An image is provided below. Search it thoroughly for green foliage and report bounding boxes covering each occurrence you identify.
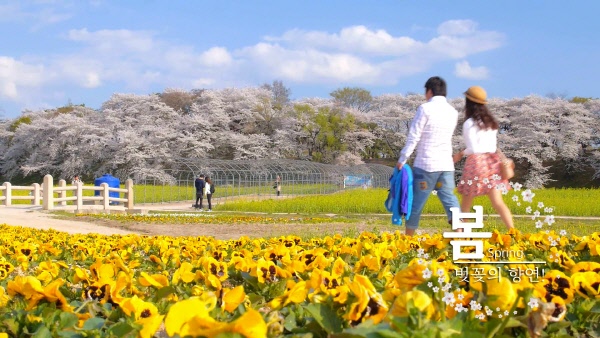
[8,115,32,132]
[330,87,373,113]
[569,96,596,103]
[292,104,358,163]
[0,302,139,337]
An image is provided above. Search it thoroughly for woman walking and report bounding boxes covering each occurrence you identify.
[453,86,514,230]
[204,177,213,211]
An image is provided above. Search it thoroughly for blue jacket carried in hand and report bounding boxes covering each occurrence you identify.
[384,164,413,225]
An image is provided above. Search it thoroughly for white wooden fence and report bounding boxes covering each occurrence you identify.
[0,175,134,211]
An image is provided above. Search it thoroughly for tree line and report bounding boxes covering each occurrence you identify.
[0,83,599,188]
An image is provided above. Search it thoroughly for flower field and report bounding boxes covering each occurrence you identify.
[2,183,600,337]
[0,221,599,337]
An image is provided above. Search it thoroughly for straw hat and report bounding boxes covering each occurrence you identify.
[464,86,488,104]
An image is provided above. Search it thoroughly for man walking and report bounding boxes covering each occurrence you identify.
[194,174,206,210]
[397,76,460,236]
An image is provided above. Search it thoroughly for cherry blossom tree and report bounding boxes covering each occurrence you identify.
[0,87,598,188]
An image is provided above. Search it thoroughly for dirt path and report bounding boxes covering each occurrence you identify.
[0,206,135,235]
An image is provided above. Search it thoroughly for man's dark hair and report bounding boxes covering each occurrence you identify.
[424,76,447,97]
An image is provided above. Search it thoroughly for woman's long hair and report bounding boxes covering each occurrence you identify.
[465,98,499,130]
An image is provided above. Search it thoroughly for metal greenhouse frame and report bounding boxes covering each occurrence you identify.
[134,159,393,204]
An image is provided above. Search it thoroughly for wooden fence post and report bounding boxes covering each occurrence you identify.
[125,179,134,210]
[76,181,83,211]
[101,183,110,210]
[58,179,67,206]
[42,175,54,210]
[32,183,40,205]
[3,182,11,206]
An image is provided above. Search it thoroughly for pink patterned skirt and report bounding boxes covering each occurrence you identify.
[457,153,510,197]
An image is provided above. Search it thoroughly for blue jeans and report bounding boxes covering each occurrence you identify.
[406,167,460,230]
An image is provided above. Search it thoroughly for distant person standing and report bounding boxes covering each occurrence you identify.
[396,76,461,236]
[194,174,206,210]
[71,175,82,185]
[275,175,281,197]
[204,177,213,212]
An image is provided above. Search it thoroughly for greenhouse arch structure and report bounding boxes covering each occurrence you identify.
[134,158,394,204]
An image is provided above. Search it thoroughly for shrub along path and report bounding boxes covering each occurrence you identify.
[2,204,600,239]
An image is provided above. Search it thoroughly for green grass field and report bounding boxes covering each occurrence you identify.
[214,187,600,217]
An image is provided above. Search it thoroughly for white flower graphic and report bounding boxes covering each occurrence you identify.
[521,189,535,203]
[528,298,539,309]
[442,292,456,305]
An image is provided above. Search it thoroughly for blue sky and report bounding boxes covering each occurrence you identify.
[1,0,599,118]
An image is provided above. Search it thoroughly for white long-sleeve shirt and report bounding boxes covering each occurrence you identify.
[462,117,497,155]
[398,96,459,172]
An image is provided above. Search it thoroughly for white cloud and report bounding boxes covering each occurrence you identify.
[454,60,489,80]
[0,56,46,100]
[199,47,233,67]
[0,20,505,112]
[83,72,101,88]
[192,78,215,87]
[248,22,503,84]
[437,20,478,36]
[239,43,380,83]
[0,2,71,28]
[67,28,155,54]
[269,25,421,56]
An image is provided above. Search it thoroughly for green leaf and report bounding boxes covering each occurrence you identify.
[502,317,527,329]
[155,286,176,301]
[214,333,245,338]
[331,321,395,338]
[330,334,365,338]
[108,322,136,336]
[268,279,288,299]
[57,332,85,338]
[436,320,463,338]
[460,333,489,338]
[374,330,408,338]
[241,272,260,291]
[590,301,600,314]
[32,326,53,338]
[82,317,105,331]
[59,312,79,329]
[284,311,297,332]
[305,303,344,334]
[246,293,265,304]
[546,320,571,333]
[2,318,20,335]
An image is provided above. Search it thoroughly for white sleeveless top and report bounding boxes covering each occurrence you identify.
[205,183,211,194]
